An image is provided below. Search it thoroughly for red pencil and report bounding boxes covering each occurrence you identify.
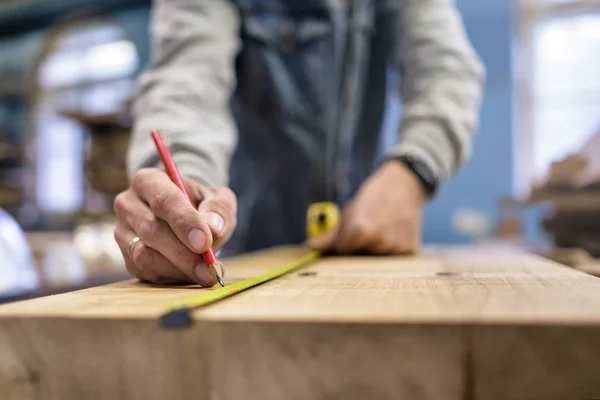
[150,129,225,287]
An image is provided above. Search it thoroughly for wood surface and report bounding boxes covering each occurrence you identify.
[2,245,600,399]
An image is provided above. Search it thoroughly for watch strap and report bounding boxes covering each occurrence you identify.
[388,153,439,198]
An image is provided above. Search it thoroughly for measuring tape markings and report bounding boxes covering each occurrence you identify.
[160,202,339,329]
[160,250,322,328]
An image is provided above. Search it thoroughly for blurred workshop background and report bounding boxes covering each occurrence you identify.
[0,0,599,300]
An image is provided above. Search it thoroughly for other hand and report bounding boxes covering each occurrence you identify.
[307,161,426,254]
[113,168,237,286]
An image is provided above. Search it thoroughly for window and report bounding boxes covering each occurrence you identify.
[515,1,600,196]
[532,14,600,180]
[32,19,138,217]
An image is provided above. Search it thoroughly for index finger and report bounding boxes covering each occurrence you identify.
[131,168,213,254]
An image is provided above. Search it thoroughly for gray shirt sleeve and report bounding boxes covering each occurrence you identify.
[388,0,486,181]
[127,0,241,187]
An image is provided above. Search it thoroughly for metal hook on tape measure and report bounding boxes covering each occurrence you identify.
[306,202,340,240]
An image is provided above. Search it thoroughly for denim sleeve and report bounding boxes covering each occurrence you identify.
[388,0,486,181]
[127,0,241,187]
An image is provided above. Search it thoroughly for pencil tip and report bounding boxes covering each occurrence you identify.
[208,262,225,287]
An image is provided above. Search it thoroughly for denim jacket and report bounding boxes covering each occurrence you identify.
[128,0,485,255]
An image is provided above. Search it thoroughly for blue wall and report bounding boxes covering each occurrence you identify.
[423,0,514,243]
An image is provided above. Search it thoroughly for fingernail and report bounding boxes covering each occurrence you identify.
[195,263,214,286]
[204,212,225,235]
[188,229,206,252]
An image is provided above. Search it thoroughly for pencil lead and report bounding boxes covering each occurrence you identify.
[208,262,225,287]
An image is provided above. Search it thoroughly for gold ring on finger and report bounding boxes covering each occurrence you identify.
[128,236,141,260]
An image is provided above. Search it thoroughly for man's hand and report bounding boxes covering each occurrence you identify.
[307,161,427,254]
[113,168,237,286]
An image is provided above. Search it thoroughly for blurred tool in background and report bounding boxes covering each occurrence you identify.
[0,207,39,300]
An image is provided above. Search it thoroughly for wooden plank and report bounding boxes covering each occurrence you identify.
[1,245,600,399]
[0,319,210,399]
[210,323,464,400]
[473,326,600,399]
[0,246,312,319]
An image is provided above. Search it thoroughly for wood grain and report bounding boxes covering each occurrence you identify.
[473,326,600,399]
[1,245,600,400]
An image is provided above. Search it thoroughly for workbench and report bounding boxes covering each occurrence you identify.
[1,245,600,400]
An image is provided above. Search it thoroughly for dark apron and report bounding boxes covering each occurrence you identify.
[221,0,398,256]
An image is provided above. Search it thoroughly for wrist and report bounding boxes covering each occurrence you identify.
[384,154,439,199]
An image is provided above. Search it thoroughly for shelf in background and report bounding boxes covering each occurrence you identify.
[0,0,151,37]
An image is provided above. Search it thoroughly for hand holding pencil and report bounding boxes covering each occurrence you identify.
[113,131,237,286]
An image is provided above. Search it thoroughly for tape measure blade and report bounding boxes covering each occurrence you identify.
[160,251,321,328]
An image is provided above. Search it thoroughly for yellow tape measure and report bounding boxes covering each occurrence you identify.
[306,201,340,239]
[160,202,340,328]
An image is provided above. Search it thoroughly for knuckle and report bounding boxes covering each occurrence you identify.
[132,168,152,191]
[217,186,237,202]
[211,187,237,210]
[351,219,376,239]
[136,216,160,243]
[172,208,196,232]
[113,225,128,247]
[183,177,206,196]
[113,192,129,216]
[149,189,173,216]
[224,196,238,215]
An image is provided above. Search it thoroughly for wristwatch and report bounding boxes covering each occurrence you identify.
[388,153,439,198]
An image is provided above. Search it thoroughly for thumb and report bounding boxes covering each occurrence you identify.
[202,211,226,236]
[196,186,237,248]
